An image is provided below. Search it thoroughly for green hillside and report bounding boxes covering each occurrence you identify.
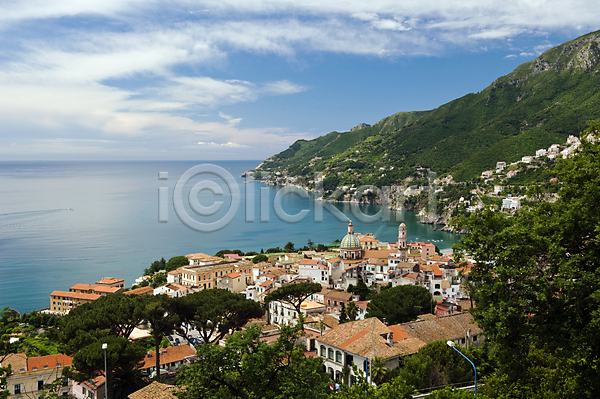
[259,30,600,183]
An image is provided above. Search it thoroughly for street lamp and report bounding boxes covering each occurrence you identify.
[102,343,107,399]
[447,340,477,395]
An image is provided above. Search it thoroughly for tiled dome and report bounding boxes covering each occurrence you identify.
[340,234,361,249]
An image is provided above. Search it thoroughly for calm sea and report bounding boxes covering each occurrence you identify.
[0,161,463,313]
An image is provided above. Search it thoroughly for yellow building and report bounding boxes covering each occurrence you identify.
[1,354,73,398]
[181,261,253,289]
[49,291,100,315]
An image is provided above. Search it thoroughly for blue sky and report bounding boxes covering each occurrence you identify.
[0,1,598,161]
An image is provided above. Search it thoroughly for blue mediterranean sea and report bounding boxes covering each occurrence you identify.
[0,161,463,313]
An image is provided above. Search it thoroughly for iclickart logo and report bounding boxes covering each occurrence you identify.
[158,164,438,233]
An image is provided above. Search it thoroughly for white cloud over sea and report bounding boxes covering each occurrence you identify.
[0,0,598,159]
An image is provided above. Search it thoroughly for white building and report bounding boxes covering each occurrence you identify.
[502,197,521,210]
[316,318,403,385]
[536,149,547,157]
[268,299,325,326]
[521,156,534,163]
[298,259,329,284]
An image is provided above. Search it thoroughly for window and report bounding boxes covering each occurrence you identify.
[38,380,44,390]
[320,345,326,357]
[336,351,342,363]
[328,348,334,360]
[473,335,478,342]
[14,384,21,394]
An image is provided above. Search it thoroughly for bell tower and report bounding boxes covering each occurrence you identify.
[397,223,407,261]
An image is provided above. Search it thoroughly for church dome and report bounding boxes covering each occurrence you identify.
[340,234,361,249]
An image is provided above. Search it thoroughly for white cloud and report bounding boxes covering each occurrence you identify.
[197,141,250,148]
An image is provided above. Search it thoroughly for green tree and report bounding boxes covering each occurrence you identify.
[265,282,323,315]
[339,302,349,323]
[175,290,264,344]
[140,295,180,379]
[58,294,146,399]
[347,277,373,301]
[214,249,244,258]
[144,257,166,275]
[334,368,413,399]
[366,285,433,325]
[252,254,269,264]
[284,242,296,252]
[453,124,600,397]
[394,341,475,391]
[166,255,190,271]
[150,272,167,288]
[346,301,359,322]
[370,357,389,386]
[177,324,330,399]
[427,387,486,398]
[64,336,145,399]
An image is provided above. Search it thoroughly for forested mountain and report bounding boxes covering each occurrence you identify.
[258,30,600,183]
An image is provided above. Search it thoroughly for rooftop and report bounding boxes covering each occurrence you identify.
[95,277,124,285]
[50,291,101,301]
[140,345,196,370]
[128,381,178,399]
[319,317,401,360]
[28,354,73,371]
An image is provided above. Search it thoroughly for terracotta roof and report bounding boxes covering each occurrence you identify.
[395,261,419,269]
[299,259,322,265]
[82,375,105,391]
[124,286,154,296]
[367,258,388,266]
[167,269,183,275]
[260,281,273,287]
[50,291,101,301]
[0,353,27,373]
[95,277,124,285]
[393,337,427,355]
[69,284,121,294]
[225,272,241,279]
[323,290,356,302]
[322,314,340,329]
[354,301,369,310]
[388,325,410,341]
[28,354,73,371]
[400,313,482,344]
[362,249,394,259]
[128,381,179,399]
[261,267,287,276]
[185,253,223,262]
[319,318,401,360]
[430,264,443,277]
[140,345,196,370]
